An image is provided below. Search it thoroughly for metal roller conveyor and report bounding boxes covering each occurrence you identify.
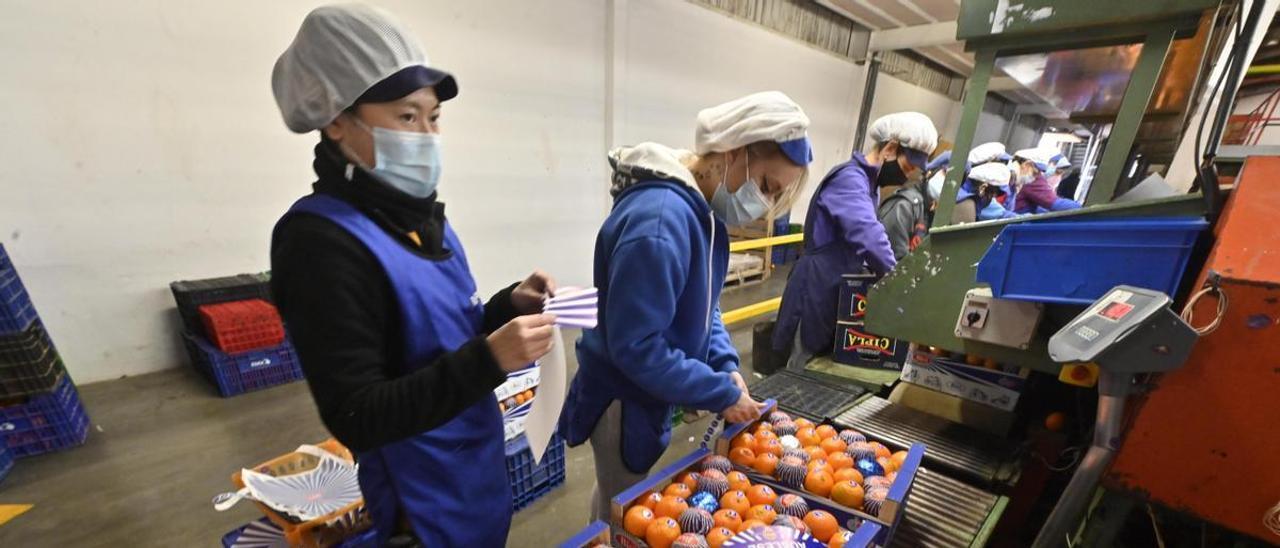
[891,467,1005,547]
[834,398,1016,486]
[747,370,867,422]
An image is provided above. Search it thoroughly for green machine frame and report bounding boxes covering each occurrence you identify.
[865,0,1221,375]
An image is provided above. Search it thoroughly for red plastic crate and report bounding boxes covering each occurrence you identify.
[198,299,285,354]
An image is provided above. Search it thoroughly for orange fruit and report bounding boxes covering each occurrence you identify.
[964,354,984,366]
[738,519,768,533]
[804,469,835,497]
[829,529,854,548]
[639,491,664,510]
[751,452,779,476]
[515,393,527,404]
[729,447,756,468]
[754,422,774,434]
[820,437,848,455]
[720,490,752,516]
[645,517,681,548]
[815,425,838,441]
[707,526,736,548]
[890,451,908,472]
[755,429,779,444]
[804,446,827,462]
[1045,412,1066,432]
[726,470,751,492]
[804,510,839,542]
[732,432,756,451]
[624,505,656,536]
[654,495,688,520]
[806,458,834,476]
[677,472,699,491]
[833,468,864,485]
[794,418,814,431]
[870,442,891,460]
[747,504,777,524]
[755,438,783,458]
[713,508,743,531]
[796,427,821,448]
[746,484,778,507]
[664,482,692,499]
[877,456,893,473]
[830,480,865,509]
[827,451,854,471]
[522,389,534,400]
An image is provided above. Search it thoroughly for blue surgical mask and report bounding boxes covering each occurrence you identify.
[710,149,771,226]
[350,117,442,198]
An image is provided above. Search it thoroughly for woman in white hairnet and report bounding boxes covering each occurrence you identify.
[269,5,558,546]
[559,91,814,522]
[1012,147,1082,214]
[774,112,937,370]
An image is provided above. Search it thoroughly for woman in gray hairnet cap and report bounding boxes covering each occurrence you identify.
[559,91,815,523]
[774,112,937,370]
[268,5,556,546]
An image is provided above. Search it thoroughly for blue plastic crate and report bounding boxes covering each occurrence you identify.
[0,435,12,485]
[976,217,1209,305]
[505,431,566,511]
[0,373,90,457]
[0,258,38,336]
[182,332,303,397]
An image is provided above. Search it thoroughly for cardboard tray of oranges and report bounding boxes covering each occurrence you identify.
[230,438,372,547]
[607,400,924,548]
[560,520,612,548]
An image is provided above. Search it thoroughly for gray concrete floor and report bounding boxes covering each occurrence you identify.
[0,266,792,547]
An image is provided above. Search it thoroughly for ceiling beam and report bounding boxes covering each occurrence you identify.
[988,76,1022,91]
[868,20,958,52]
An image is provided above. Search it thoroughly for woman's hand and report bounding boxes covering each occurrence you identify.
[722,391,767,424]
[512,270,557,315]
[486,314,558,372]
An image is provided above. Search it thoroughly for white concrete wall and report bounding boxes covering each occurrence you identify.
[0,0,968,383]
[0,0,605,383]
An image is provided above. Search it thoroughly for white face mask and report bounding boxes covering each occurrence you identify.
[350,116,442,198]
[709,148,771,226]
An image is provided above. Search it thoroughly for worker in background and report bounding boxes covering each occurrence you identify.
[1012,147,1082,214]
[951,142,1017,223]
[923,150,952,203]
[1054,156,1081,200]
[269,6,557,546]
[953,162,1017,223]
[560,92,813,523]
[774,112,937,370]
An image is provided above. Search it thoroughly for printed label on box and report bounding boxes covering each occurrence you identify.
[495,366,540,401]
[833,322,908,370]
[899,352,1026,411]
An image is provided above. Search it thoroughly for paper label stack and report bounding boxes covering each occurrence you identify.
[0,244,91,465]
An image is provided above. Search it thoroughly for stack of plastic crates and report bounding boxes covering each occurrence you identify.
[506,431,566,511]
[0,244,90,459]
[171,274,303,397]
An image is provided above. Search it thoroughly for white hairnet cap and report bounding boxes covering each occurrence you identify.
[968,142,1008,165]
[1013,147,1060,172]
[695,91,813,166]
[968,162,1012,186]
[272,4,456,133]
[1056,156,1073,169]
[868,112,939,164]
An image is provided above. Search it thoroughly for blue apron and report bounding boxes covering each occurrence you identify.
[773,162,874,356]
[277,194,511,547]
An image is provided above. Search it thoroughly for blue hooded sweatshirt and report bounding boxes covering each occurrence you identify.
[559,143,742,473]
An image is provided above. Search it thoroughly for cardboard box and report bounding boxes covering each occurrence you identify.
[836,273,875,323]
[898,348,1029,412]
[832,321,910,371]
[558,521,610,548]
[495,366,539,401]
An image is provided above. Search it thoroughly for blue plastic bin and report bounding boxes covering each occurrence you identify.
[181,332,303,397]
[0,434,12,485]
[505,431,566,511]
[976,217,1208,305]
[0,373,90,457]
[0,246,38,336]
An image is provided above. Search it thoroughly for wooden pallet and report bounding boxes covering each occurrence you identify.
[723,266,767,288]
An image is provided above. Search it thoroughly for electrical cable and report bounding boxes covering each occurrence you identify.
[1181,278,1229,335]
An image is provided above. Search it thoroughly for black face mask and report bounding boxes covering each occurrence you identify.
[877,157,909,188]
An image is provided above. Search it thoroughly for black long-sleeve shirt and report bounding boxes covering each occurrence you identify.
[271,141,521,453]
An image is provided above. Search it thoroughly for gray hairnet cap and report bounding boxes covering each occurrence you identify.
[272,4,457,133]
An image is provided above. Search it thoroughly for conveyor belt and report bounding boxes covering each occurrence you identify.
[891,467,1004,548]
[834,397,1016,486]
[748,370,866,422]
